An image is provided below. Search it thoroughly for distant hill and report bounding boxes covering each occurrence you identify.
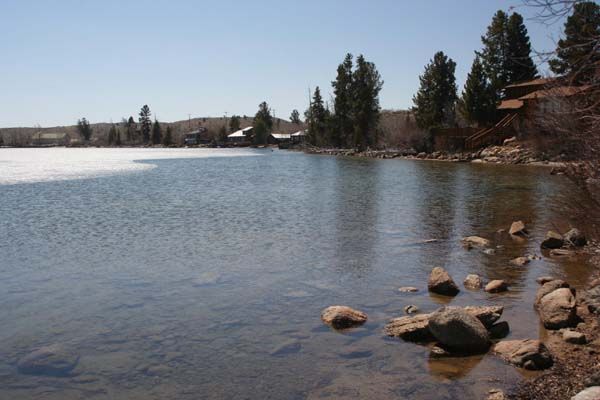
[0,110,422,148]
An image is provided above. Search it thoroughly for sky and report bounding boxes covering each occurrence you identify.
[0,0,568,128]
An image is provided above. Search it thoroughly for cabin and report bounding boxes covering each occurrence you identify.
[291,130,307,144]
[433,76,592,151]
[184,128,209,145]
[228,127,253,144]
[268,133,291,144]
[31,132,71,146]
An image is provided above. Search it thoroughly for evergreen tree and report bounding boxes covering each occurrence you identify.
[76,117,93,141]
[290,109,301,124]
[254,101,273,133]
[332,53,355,147]
[229,115,241,132]
[218,125,228,143]
[412,51,458,130]
[151,119,162,145]
[350,55,383,149]
[115,127,121,146]
[124,116,135,142]
[479,10,510,98]
[108,124,117,146]
[305,87,329,146]
[506,12,538,83]
[460,56,496,126]
[549,1,600,82]
[162,126,173,146]
[138,105,152,144]
[253,120,268,145]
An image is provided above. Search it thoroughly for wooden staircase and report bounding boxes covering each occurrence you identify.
[464,113,518,150]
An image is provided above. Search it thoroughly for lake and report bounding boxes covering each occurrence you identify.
[0,148,594,399]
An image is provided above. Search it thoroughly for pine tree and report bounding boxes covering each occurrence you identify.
[108,124,117,146]
[151,120,162,145]
[290,109,301,124]
[506,12,538,83]
[252,120,268,145]
[77,117,93,141]
[479,10,510,99]
[350,55,383,149]
[139,105,152,144]
[229,115,241,132]
[549,1,600,82]
[254,101,273,134]
[412,51,458,130]
[461,56,496,126]
[115,127,121,146]
[332,53,355,147]
[162,126,173,146]
[305,87,329,146]
[125,116,135,142]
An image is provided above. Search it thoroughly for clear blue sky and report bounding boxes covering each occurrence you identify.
[0,0,565,127]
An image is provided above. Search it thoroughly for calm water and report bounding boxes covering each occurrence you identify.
[0,148,595,399]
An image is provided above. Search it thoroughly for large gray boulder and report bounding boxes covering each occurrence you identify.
[538,287,577,329]
[428,307,490,353]
[428,267,460,296]
[493,339,553,370]
[535,279,570,307]
[17,344,79,377]
[321,306,367,329]
[384,314,433,342]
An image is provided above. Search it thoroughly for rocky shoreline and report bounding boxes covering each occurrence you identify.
[299,138,569,170]
[319,223,600,400]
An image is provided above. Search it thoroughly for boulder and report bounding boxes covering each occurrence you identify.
[538,288,577,329]
[541,231,564,249]
[485,280,509,293]
[535,280,570,306]
[493,339,553,370]
[17,344,79,377]
[583,285,600,314]
[428,267,460,296]
[463,274,482,290]
[510,257,530,267]
[428,307,490,353]
[384,314,433,342]
[489,321,510,339]
[509,221,527,236]
[398,286,419,293]
[321,306,367,329]
[487,389,507,400]
[462,236,491,247]
[463,305,504,328]
[550,248,575,257]
[572,387,600,400]
[563,330,586,344]
[564,228,587,247]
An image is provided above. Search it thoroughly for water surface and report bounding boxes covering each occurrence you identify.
[0,148,594,399]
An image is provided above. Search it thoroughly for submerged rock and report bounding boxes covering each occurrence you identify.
[541,231,564,249]
[510,257,530,267]
[270,339,302,356]
[538,288,577,329]
[398,286,419,293]
[404,305,419,314]
[462,236,491,247]
[493,339,553,370]
[321,306,367,329]
[428,267,460,296]
[536,276,556,285]
[384,314,433,342]
[463,274,482,290]
[509,221,527,236]
[17,344,79,377]
[428,307,490,353]
[564,228,587,247]
[485,280,509,293]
